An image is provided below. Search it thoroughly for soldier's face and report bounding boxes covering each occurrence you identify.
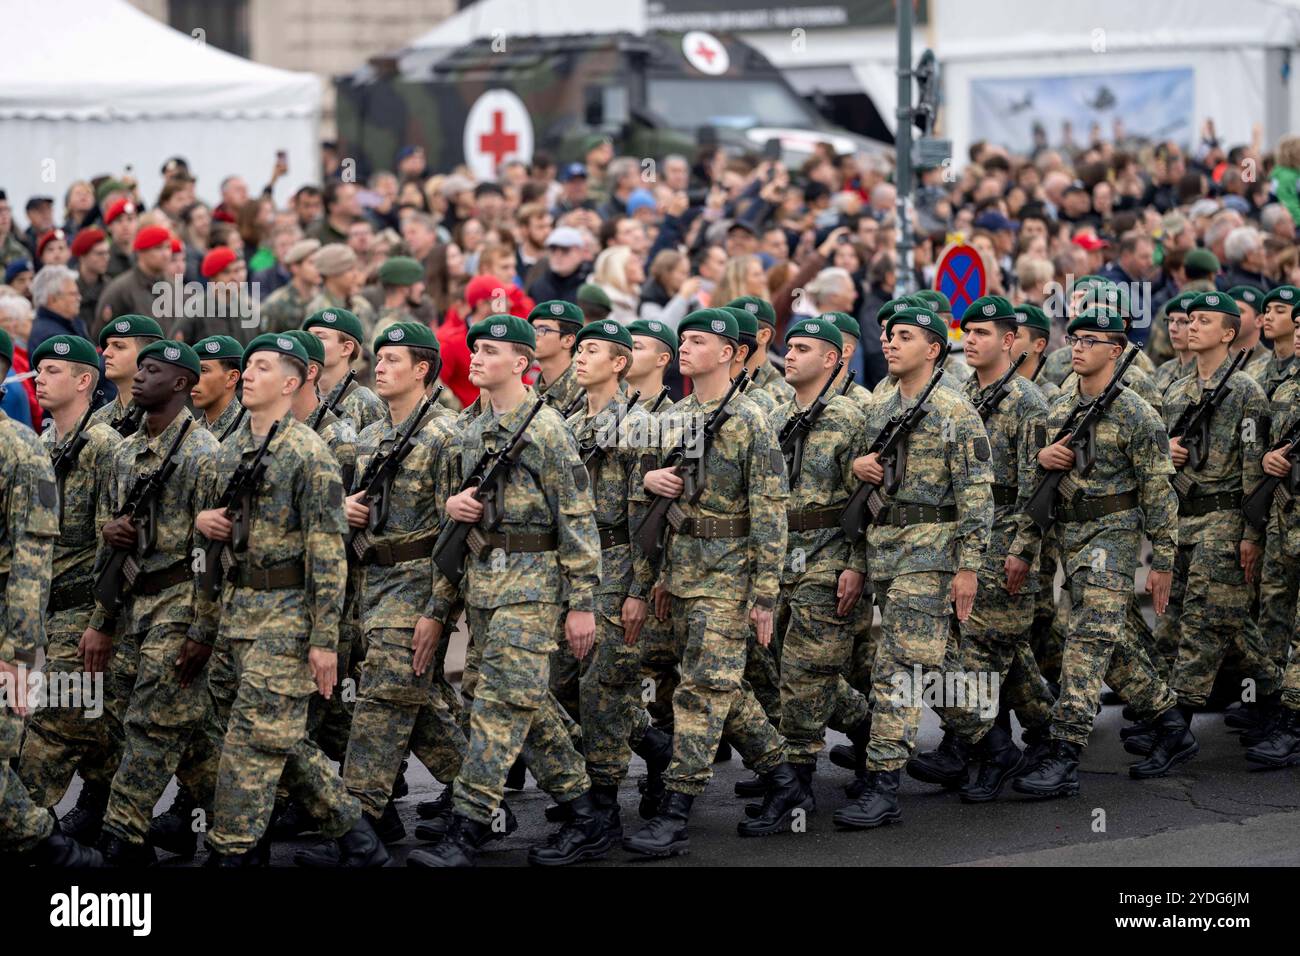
[241,353,297,410]
[629,336,666,382]
[373,346,426,400]
[35,359,84,412]
[678,331,730,378]
[574,340,621,389]
[1167,314,1190,351]
[132,358,188,408]
[1263,302,1294,342]
[193,361,235,410]
[310,328,345,368]
[1070,335,1119,376]
[469,341,526,389]
[532,320,565,361]
[961,322,1011,370]
[1186,311,1234,352]
[1011,327,1038,365]
[783,338,835,388]
[885,328,940,377]
[102,337,141,384]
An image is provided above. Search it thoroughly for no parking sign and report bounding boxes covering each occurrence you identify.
[934,243,987,342]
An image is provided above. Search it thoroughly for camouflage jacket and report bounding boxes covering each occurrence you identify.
[871,367,964,399]
[862,381,993,580]
[430,390,601,617]
[1154,356,1195,397]
[0,417,59,663]
[308,405,362,645]
[1011,380,1178,578]
[203,397,245,442]
[1040,346,1075,387]
[1162,354,1268,546]
[262,282,316,334]
[1266,372,1300,555]
[1249,349,1295,400]
[1242,342,1272,384]
[654,391,788,606]
[536,361,584,416]
[353,401,457,631]
[1063,363,1164,416]
[87,397,141,435]
[840,378,875,414]
[751,359,794,409]
[205,412,347,649]
[88,408,222,643]
[322,375,387,435]
[963,372,1047,587]
[767,394,867,591]
[565,391,654,599]
[1031,374,1061,406]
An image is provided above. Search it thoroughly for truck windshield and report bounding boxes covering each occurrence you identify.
[647,78,813,129]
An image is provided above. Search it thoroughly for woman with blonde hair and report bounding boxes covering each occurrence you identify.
[592,244,644,323]
[713,253,768,308]
[639,248,701,331]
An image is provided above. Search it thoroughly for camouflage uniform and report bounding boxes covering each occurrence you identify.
[1061,365,1164,415]
[1040,347,1075,387]
[1011,382,1179,746]
[1242,342,1272,384]
[748,360,795,416]
[341,401,467,819]
[635,397,680,732]
[1250,350,1295,401]
[861,383,993,770]
[90,410,222,847]
[322,374,387,435]
[1154,357,1196,397]
[768,394,871,763]
[17,422,122,807]
[87,397,139,434]
[871,368,964,399]
[261,283,315,335]
[535,361,584,416]
[651,391,790,794]
[1255,371,1300,703]
[203,413,363,853]
[427,392,598,825]
[0,417,60,851]
[203,397,245,442]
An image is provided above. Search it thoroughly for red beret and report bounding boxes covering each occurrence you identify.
[466,274,506,308]
[36,228,67,260]
[104,199,136,225]
[170,235,183,254]
[201,246,238,278]
[133,224,171,252]
[69,227,106,258]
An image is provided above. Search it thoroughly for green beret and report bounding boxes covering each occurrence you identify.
[529,299,584,329]
[468,314,536,351]
[32,334,100,369]
[626,318,677,358]
[285,329,325,366]
[785,316,843,351]
[885,306,946,340]
[1066,307,1127,336]
[374,321,439,354]
[1184,248,1220,276]
[194,335,244,363]
[1166,292,1198,315]
[0,328,11,366]
[378,256,424,286]
[575,320,634,350]
[876,296,916,325]
[1013,303,1051,333]
[960,294,1016,328]
[242,332,310,373]
[1077,280,1129,313]
[722,306,758,339]
[138,340,201,378]
[820,311,861,341]
[914,289,952,314]
[576,284,612,310]
[678,308,739,344]
[99,314,163,347]
[725,296,776,328]
[1186,291,1239,317]
[303,307,364,344]
[1228,285,1266,309]
[1262,285,1300,309]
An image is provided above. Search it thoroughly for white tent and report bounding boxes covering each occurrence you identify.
[0,0,321,220]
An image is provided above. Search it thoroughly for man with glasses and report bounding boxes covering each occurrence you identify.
[527,300,585,413]
[525,226,590,306]
[1152,293,1198,396]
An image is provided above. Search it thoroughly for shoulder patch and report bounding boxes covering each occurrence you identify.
[38,478,58,509]
[328,479,344,508]
[973,436,991,462]
[572,464,589,492]
[1156,431,1170,455]
[1033,424,1047,449]
[770,447,785,473]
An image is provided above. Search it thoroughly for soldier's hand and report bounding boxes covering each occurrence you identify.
[1147,569,1172,615]
[621,597,647,646]
[565,610,596,660]
[750,605,775,647]
[852,453,884,484]
[836,569,865,616]
[0,659,30,716]
[1168,436,1189,468]
[1262,446,1293,478]
[1004,555,1030,595]
[174,639,212,688]
[309,647,338,699]
[196,508,233,542]
[1037,437,1075,471]
[78,628,113,675]
[652,583,670,620]
[1240,539,1262,583]
[951,570,978,621]
[445,489,484,523]
[102,515,137,549]
[412,616,444,676]
[345,492,371,529]
[644,468,684,499]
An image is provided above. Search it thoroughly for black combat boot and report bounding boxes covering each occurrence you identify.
[98,833,157,868]
[1224,700,1264,731]
[733,773,768,797]
[292,837,340,867]
[1122,724,1156,757]
[1129,706,1198,779]
[713,740,733,763]
[905,730,972,789]
[415,786,453,821]
[1020,724,1053,768]
[1244,708,1300,769]
[26,824,104,868]
[744,762,817,818]
[147,785,201,858]
[590,783,623,840]
[415,799,516,844]
[527,791,614,866]
[831,769,901,830]
[406,815,488,868]
[336,815,390,867]
[375,799,405,843]
[959,725,1024,804]
[1012,739,1081,798]
[1239,698,1285,746]
[392,759,409,800]
[631,725,672,820]
[267,797,315,840]
[504,756,527,791]
[623,791,693,858]
[59,780,110,847]
[544,800,573,823]
[736,763,813,837]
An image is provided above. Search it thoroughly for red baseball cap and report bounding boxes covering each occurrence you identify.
[36,228,66,259]
[104,198,137,225]
[466,274,507,309]
[201,246,239,278]
[69,227,107,258]
[1072,234,1109,252]
[133,224,172,252]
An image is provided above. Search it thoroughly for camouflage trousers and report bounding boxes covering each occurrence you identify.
[1032,538,1062,682]
[306,628,361,764]
[453,602,590,826]
[0,708,55,852]
[101,623,211,845]
[18,622,131,807]
[549,593,648,787]
[1167,541,1270,709]
[208,635,362,854]
[638,609,679,732]
[938,578,1054,745]
[1281,597,1300,710]
[341,627,466,818]
[1252,529,1297,699]
[743,623,783,727]
[1051,571,1177,746]
[663,595,786,796]
[778,583,866,764]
